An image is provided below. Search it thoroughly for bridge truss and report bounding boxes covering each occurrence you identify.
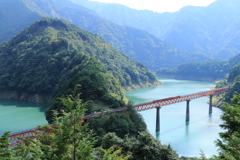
[8,87,228,146]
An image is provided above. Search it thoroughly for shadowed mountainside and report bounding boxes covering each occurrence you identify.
[0,0,211,70]
[73,0,240,60]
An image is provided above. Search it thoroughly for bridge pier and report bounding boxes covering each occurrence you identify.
[156,107,160,132]
[209,95,213,115]
[186,100,190,122]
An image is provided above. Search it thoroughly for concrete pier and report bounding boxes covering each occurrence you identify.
[209,95,213,114]
[156,107,160,132]
[186,100,190,122]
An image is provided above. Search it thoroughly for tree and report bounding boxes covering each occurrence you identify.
[101,131,178,160]
[88,103,147,146]
[14,86,96,159]
[215,92,240,159]
[99,147,131,160]
[0,131,17,160]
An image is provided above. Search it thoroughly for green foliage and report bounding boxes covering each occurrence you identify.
[156,62,229,82]
[44,55,127,123]
[0,17,158,101]
[227,64,240,83]
[215,63,240,103]
[13,91,97,160]
[0,131,17,160]
[100,147,131,160]
[228,54,240,68]
[224,82,240,103]
[88,104,146,146]
[101,131,179,160]
[215,80,228,89]
[214,92,240,160]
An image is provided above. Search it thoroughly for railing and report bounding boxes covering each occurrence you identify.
[8,87,228,146]
[134,87,228,112]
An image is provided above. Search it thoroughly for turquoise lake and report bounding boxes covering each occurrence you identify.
[0,99,49,135]
[0,78,223,157]
[125,78,223,157]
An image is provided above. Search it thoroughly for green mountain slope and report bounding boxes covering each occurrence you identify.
[73,0,240,60]
[156,62,230,82]
[0,18,159,104]
[0,0,41,43]
[215,54,240,103]
[0,0,210,71]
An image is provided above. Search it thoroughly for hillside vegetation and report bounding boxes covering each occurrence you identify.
[0,18,159,105]
[156,62,230,82]
[216,64,240,103]
[194,54,240,104]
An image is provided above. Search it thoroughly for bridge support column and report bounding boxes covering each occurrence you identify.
[209,95,213,115]
[156,107,160,132]
[186,100,190,122]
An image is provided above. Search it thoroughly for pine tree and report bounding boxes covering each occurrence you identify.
[14,85,96,159]
[0,131,17,160]
[215,92,240,159]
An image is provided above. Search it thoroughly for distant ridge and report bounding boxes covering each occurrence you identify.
[0,0,210,70]
[73,0,240,60]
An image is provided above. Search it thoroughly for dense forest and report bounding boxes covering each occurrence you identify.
[193,54,240,104]
[156,53,240,82]
[215,63,240,103]
[0,18,159,99]
[156,62,230,82]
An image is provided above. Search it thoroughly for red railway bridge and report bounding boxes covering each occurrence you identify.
[8,87,228,147]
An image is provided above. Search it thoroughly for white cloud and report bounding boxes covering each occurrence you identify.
[91,0,217,13]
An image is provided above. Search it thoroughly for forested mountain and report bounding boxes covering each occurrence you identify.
[0,18,159,105]
[216,60,240,103]
[198,54,240,104]
[156,62,230,82]
[0,0,211,70]
[73,0,240,60]
[156,53,240,82]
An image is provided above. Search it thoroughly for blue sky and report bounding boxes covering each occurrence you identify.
[90,0,217,13]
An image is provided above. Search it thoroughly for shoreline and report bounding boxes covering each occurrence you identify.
[0,80,162,104]
[156,74,222,83]
[0,90,53,104]
[124,80,162,91]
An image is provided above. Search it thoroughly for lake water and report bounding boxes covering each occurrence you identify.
[125,78,223,157]
[0,78,223,157]
[0,99,49,136]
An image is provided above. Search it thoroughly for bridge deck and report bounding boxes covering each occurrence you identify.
[8,87,228,146]
[134,87,228,112]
